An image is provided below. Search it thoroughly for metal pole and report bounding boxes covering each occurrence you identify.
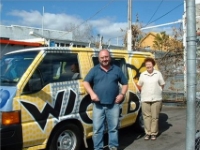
[183,0,187,101]
[127,0,132,51]
[42,6,44,36]
[186,0,197,149]
[128,0,132,29]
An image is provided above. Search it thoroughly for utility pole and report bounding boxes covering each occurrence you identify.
[127,0,132,51]
[185,0,197,149]
[183,1,187,102]
[42,6,44,37]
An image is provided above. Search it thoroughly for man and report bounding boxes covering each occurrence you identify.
[83,49,128,150]
[70,63,80,80]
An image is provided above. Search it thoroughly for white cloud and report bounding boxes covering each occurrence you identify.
[89,19,127,42]
[8,10,83,30]
[5,9,182,45]
[9,10,42,26]
[7,9,128,45]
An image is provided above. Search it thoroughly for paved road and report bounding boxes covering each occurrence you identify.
[84,105,186,150]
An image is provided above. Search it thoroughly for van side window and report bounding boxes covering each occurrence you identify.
[23,53,80,93]
[92,57,128,79]
[23,69,42,93]
[37,53,80,85]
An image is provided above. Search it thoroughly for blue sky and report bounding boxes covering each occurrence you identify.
[0,0,199,45]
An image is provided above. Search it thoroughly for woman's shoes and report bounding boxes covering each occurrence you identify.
[144,135,157,140]
[144,134,150,140]
[151,135,157,140]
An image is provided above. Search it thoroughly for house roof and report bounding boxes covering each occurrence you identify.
[0,39,42,47]
[139,32,157,43]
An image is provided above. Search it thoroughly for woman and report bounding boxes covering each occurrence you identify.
[137,57,165,141]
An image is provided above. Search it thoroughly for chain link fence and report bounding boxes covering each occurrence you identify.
[151,47,200,149]
[196,96,200,149]
[154,51,185,104]
[195,49,200,150]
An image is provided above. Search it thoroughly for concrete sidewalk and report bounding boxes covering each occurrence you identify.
[84,105,186,150]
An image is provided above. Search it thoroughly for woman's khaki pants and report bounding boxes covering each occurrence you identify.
[141,101,162,136]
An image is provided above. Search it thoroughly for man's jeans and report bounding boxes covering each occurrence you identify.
[92,103,120,150]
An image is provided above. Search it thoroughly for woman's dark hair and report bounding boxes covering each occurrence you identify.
[144,57,156,66]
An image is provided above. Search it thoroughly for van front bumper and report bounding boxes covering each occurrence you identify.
[0,124,23,150]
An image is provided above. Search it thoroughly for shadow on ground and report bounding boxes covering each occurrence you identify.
[83,112,172,150]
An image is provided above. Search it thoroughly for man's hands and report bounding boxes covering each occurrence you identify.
[90,93,100,102]
[83,81,100,102]
[115,94,124,104]
[91,93,124,103]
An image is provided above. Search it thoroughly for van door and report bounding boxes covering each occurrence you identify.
[19,51,84,148]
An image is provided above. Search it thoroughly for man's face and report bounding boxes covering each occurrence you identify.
[98,50,111,67]
[71,64,78,72]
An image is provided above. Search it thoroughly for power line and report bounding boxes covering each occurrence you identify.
[141,19,182,30]
[144,0,164,28]
[142,2,183,28]
[55,0,115,39]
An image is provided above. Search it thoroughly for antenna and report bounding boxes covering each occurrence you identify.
[42,6,44,36]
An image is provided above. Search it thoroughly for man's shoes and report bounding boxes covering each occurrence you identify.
[144,134,150,140]
[151,135,157,140]
[109,147,117,150]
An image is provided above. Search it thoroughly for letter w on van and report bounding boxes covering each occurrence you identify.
[20,89,76,130]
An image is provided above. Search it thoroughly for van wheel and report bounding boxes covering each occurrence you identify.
[133,110,144,133]
[48,124,82,150]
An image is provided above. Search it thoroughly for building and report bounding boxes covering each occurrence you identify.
[0,24,73,41]
[139,32,183,51]
[0,24,124,56]
[139,32,157,50]
[0,38,42,57]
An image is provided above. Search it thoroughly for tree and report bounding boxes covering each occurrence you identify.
[65,23,94,43]
[131,24,142,50]
[153,31,170,51]
[123,14,143,50]
[155,28,184,87]
[123,24,143,50]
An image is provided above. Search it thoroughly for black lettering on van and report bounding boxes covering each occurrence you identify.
[64,90,76,115]
[79,94,93,124]
[21,90,65,130]
[127,92,140,113]
[126,63,145,80]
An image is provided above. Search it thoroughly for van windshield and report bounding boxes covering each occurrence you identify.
[0,51,38,86]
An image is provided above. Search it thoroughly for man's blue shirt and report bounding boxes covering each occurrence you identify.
[84,64,128,104]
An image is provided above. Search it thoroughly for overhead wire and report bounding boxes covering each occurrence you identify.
[144,0,164,28]
[55,0,115,39]
[142,2,184,28]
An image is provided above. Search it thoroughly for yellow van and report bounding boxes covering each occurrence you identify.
[0,47,155,150]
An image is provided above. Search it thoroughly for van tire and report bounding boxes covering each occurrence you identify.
[48,123,82,150]
[133,110,144,133]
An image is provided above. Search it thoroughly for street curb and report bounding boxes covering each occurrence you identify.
[162,101,186,107]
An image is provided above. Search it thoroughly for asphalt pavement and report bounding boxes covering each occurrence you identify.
[83,104,186,150]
